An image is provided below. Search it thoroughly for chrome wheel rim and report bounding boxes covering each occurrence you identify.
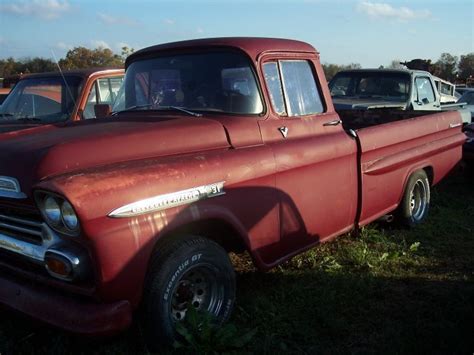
[410,179,427,221]
[170,265,224,322]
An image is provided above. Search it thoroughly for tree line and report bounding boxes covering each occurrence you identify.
[1,46,472,85]
[0,46,134,78]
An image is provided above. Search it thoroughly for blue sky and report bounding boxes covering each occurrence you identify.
[0,0,473,67]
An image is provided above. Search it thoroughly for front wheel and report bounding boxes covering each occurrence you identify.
[398,170,431,227]
[142,235,235,351]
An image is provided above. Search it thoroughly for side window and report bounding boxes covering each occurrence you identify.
[83,83,98,119]
[415,77,436,104]
[263,60,324,117]
[263,62,286,115]
[97,76,124,105]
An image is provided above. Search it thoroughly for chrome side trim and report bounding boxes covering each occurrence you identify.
[449,122,462,128]
[108,181,226,218]
[0,224,62,263]
[0,176,26,199]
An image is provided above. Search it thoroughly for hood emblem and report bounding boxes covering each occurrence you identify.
[0,176,26,199]
[109,181,225,218]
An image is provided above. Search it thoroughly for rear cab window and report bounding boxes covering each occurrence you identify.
[263,59,324,117]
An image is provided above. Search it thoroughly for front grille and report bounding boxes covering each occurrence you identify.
[0,213,43,244]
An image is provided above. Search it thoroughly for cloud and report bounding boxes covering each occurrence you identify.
[357,1,431,21]
[90,40,111,49]
[196,27,204,34]
[97,12,138,26]
[55,41,73,50]
[163,18,175,25]
[0,0,70,20]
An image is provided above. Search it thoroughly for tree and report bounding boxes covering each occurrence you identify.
[121,46,135,61]
[322,62,362,81]
[432,53,458,81]
[457,53,474,81]
[58,46,124,69]
[387,59,404,69]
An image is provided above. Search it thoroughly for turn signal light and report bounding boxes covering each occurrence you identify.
[45,254,73,280]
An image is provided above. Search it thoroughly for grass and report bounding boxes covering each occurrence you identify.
[0,172,473,354]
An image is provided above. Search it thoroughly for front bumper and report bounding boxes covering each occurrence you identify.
[0,272,132,336]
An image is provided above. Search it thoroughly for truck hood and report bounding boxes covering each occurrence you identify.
[0,116,230,199]
[333,97,407,111]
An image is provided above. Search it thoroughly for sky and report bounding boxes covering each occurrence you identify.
[0,0,473,67]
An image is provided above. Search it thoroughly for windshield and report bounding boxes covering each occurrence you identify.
[0,76,83,123]
[329,72,411,101]
[113,51,263,115]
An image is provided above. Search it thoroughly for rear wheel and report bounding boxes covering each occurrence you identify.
[398,170,431,227]
[142,235,235,351]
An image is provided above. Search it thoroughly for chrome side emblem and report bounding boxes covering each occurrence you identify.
[109,181,225,218]
[0,176,26,199]
[278,126,289,138]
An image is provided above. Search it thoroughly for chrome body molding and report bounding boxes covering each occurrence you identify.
[109,181,226,218]
[0,215,61,263]
[0,176,26,199]
[449,122,462,129]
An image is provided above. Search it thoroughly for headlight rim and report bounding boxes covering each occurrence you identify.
[34,190,81,237]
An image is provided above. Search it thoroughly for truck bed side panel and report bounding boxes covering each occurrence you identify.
[357,111,465,226]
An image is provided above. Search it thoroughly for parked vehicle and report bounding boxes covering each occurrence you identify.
[0,37,466,350]
[0,68,124,133]
[463,123,474,175]
[329,69,471,124]
[457,90,474,120]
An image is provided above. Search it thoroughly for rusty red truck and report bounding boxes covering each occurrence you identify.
[0,38,466,349]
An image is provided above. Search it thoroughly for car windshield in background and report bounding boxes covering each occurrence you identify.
[0,76,83,123]
[330,72,411,101]
[113,51,263,115]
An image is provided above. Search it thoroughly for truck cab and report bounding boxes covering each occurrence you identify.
[0,68,124,133]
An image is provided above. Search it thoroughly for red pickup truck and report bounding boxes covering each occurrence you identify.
[0,38,465,349]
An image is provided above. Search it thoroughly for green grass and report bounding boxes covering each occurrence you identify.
[1,172,473,354]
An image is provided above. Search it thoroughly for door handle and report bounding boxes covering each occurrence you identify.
[323,119,342,126]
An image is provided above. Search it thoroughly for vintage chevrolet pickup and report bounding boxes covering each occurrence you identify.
[0,38,466,349]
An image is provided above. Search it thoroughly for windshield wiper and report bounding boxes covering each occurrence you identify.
[113,105,202,117]
[16,117,42,122]
[159,106,202,117]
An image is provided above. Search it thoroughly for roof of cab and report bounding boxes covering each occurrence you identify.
[126,37,318,66]
[21,67,124,80]
[335,68,430,76]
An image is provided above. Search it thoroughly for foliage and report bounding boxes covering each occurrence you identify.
[58,46,124,70]
[457,53,474,81]
[432,52,458,81]
[0,57,57,77]
[322,62,361,81]
[173,305,257,354]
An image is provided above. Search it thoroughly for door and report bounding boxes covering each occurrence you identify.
[258,56,358,261]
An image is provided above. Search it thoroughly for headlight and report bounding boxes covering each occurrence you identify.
[35,192,80,236]
[44,196,61,225]
[61,200,78,230]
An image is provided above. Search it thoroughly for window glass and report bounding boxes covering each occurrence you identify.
[97,76,123,105]
[280,60,324,116]
[83,84,97,119]
[415,77,435,104]
[263,62,286,115]
[113,51,263,115]
[440,82,453,96]
[0,76,82,123]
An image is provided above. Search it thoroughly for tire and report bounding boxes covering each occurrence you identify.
[398,170,431,227]
[142,234,235,351]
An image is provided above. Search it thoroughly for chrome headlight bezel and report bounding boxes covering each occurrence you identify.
[35,191,81,236]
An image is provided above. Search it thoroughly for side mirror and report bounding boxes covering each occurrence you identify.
[94,104,111,118]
